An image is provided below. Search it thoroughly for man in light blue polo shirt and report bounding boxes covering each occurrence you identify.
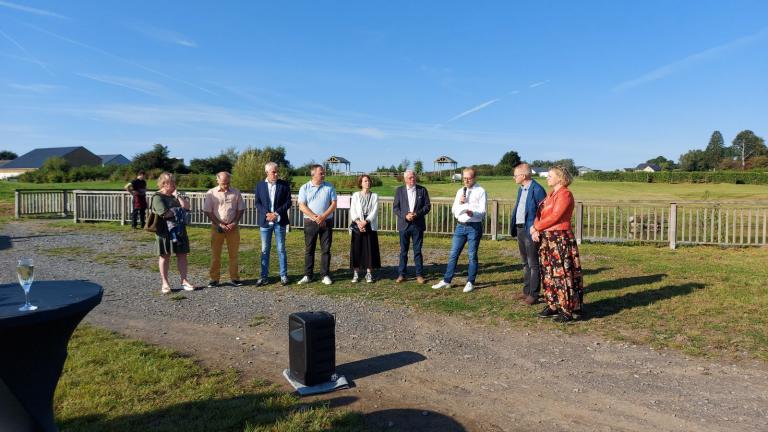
[297,164,337,285]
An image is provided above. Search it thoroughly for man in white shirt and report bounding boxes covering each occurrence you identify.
[432,167,487,293]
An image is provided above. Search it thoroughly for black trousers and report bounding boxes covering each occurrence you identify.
[131,208,146,229]
[304,220,333,278]
[517,226,541,297]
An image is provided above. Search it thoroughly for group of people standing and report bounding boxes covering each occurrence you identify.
[140,161,584,322]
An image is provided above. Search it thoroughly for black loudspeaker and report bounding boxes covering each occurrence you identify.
[288,311,336,386]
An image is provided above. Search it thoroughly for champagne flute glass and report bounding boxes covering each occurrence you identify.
[16,258,37,311]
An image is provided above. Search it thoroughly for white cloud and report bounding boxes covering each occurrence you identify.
[0,28,54,76]
[77,73,168,96]
[8,83,64,93]
[24,23,216,95]
[130,24,197,48]
[528,80,549,88]
[614,28,768,92]
[0,1,68,19]
[445,98,500,123]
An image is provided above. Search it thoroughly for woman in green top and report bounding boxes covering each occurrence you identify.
[151,172,195,294]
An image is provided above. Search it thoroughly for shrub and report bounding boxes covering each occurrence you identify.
[581,171,768,184]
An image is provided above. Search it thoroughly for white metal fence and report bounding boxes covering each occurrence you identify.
[14,189,768,248]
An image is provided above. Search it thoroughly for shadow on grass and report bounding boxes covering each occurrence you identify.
[582,266,612,276]
[337,351,426,382]
[58,393,363,432]
[587,274,666,293]
[583,282,705,320]
[59,397,466,432]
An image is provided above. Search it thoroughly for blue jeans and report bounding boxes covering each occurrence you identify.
[260,224,287,278]
[443,222,482,283]
[398,224,424,277]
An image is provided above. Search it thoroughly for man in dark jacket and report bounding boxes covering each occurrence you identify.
[124,170,147,229]
[392,170,431,283]
[255,162,292,286]
[511,163,547,305]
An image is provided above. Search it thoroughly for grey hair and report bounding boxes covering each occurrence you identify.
[264,162,277,173]
[514,163,532,177]
[216,171,232,180]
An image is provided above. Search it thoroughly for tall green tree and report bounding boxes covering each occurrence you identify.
[231,146,292,191]
[0,150,18,160]
[131,144,181,172]
[703,130,726,170]
[730,130,767,170]
[679,150,707,171]
[495,150,521,175]
[189,147,238,174]
[413,160,424,174]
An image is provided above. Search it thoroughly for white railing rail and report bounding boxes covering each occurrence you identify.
[14,190,768,248]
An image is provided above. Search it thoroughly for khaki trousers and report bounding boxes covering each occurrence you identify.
[209,225,240,281]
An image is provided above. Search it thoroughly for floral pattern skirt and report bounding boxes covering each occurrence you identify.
[539,229,584,316]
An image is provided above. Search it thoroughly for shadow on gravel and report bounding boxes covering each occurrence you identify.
[586,273,667,293]
[0,235,10,250]
[337,351,427,382]
[364,408,467,432]
[582,282,704,320]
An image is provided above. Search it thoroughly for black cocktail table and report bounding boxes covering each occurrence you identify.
[0,280,103,432]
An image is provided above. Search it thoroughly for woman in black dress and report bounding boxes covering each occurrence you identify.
[349,174,381,283]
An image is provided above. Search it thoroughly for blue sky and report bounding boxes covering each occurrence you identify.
[1,1,767,171]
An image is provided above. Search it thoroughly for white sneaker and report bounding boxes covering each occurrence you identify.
[322,276,333,285]
[297,276,311,285]
[365,272,374,283]
[463,281,474,293]
[431,280,450,290]
[351,272,359,283]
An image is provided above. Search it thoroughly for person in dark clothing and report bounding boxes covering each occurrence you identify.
[125,170,148,229]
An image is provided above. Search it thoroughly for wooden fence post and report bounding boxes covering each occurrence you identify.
[575,202,584,244]
[120,193,126,226]
[61,190,68,217]
[669,202,677,249]
[72,191,79,223]
[14,190,20,219]
[491,200,499,240]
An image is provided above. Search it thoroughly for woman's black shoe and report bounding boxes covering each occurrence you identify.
[553,312,575,323]
[538,307,558,318]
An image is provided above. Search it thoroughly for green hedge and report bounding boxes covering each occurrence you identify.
[581,171,768,184]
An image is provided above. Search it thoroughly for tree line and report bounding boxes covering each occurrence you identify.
[647,130,767,172]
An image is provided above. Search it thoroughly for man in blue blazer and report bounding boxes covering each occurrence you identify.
[510,163,547,305]
[255,162,292,286]
[392,170,431,283]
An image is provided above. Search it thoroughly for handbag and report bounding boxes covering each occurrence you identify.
[145,211,159,233]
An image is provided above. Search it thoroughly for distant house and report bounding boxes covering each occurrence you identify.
[635,163,661,173]
[0,146,102,179]
[530,166,549,177]
[576,166,594,176]
[99,154,131,166]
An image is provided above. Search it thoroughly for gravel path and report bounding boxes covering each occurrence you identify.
[2,220,767,432]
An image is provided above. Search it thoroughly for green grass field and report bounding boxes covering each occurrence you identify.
[49,220,768,361]
[4,176,766,207]
[56,325,362,431]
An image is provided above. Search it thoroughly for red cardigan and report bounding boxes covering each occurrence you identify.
[534,186,574,231]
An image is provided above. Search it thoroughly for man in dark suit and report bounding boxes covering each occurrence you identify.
[510,163,547,305]
[393,170,431,283]
[255,161,292,286]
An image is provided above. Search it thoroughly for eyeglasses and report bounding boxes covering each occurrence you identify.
[462,177,474,180]
[513,173,526,177]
